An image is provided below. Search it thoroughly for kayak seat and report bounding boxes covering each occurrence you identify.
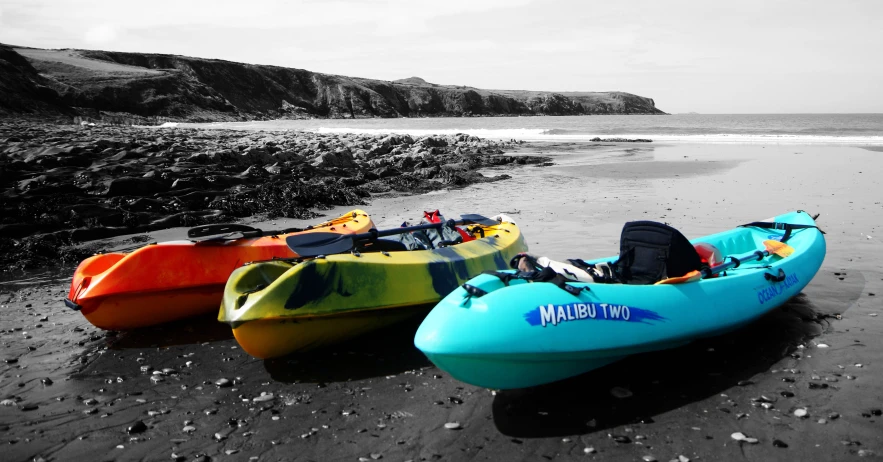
[612,221,703,284]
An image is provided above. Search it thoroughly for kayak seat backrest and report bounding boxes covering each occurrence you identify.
[397,211,465,251]
[613,221,703,285]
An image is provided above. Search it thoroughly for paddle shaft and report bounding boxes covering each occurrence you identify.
[702,249,768,278]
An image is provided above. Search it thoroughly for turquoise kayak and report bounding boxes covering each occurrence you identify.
[414,211,826,389]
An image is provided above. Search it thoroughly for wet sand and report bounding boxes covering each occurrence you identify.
[2,141,881,461]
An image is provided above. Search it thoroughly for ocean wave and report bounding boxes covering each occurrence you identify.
[313,127,551,139]
[312,127,883,144]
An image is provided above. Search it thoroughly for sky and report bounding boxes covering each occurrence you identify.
[1,0,881,114]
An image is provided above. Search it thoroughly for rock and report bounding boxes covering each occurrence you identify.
[127,420,147,434]
[311,150,356,168]
[610,386,633,398]
[444,422,461,430]
[103,177,168,196]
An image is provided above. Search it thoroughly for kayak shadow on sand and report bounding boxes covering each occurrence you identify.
[106,312,234,349]
[491,292,844,438]
[263,313,433,384]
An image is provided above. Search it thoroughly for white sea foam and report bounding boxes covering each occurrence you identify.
[312,126,550,140]
[312,127,883,145]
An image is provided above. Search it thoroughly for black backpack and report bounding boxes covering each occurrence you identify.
[612,221,702,285]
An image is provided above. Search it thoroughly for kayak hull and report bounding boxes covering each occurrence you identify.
[415,211,826,389]
[221,217,527,358]
[67,210,374,330]
[232,307,425,358]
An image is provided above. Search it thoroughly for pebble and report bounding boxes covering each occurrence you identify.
[731,432,746,441]
[583,447,596,454]
[41,378,53,385]
[216,378,232,388]
[182,425,196,433]
[612,435,631,444]
[1,399,16,406]
[444,422,461,430]
[370,453,383,460]
[816,343,829,348]
[858,450,875,457]
[610,386,633,398]
[253,392,274,403]
[818,418,827,424]
[678,456,690,462]
[773,439,789,448]
[642,456,657,462]
[794,408,808,417]
[127,421,147,434]
[225,449,239,455]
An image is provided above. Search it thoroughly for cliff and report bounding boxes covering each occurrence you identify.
[0,45,666,122]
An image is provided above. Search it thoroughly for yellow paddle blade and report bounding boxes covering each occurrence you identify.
[764,240,794,258]
[655,270,702,285]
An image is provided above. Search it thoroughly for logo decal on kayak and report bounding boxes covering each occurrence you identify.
[756,272,800,305]
[524,303,666,327]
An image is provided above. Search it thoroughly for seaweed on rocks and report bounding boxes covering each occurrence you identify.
[0,234,99,272]
[211,178,369,220]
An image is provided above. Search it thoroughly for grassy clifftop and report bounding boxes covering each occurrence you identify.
[1,45,666,122]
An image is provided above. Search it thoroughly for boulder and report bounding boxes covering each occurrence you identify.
[311,149,356,168]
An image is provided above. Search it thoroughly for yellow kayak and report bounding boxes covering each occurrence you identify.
[219,214,526,358]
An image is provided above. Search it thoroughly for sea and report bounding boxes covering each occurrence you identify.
[184,113,883,145]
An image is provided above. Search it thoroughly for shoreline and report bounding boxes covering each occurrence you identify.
[1,125,881,461]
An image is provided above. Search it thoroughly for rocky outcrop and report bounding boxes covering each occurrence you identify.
[0,121,549,270]
[0,44,666,122]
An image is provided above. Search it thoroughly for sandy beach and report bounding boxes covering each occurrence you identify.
[2,135,881,461]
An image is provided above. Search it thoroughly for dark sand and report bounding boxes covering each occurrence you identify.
[2,140,881,461]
